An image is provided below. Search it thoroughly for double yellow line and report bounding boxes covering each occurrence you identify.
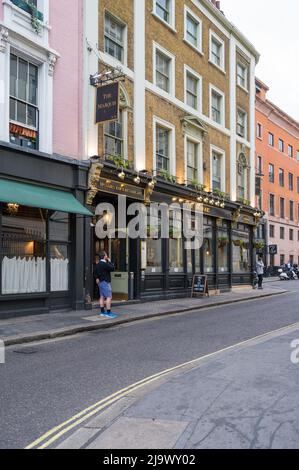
[26,320,299,449]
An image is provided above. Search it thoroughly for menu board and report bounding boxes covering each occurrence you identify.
[191,275,209,298]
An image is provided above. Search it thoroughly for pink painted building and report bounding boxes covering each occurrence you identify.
[0,0,98,317]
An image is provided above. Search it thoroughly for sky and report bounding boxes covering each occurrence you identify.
[222,0,299,122]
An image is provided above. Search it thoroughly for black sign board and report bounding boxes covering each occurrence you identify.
[269,245,278,255]
[97,177,145,201]
[95,82,119,124]
[191,275,209,298]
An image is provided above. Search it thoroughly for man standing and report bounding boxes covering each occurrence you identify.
[94,251,117,319]
[256,256,265,290]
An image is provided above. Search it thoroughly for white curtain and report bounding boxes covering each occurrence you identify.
[50,258,69,292]
[2,257,46,294]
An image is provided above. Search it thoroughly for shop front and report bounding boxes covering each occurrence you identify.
[0,143,92,318]
[87,159,257,303]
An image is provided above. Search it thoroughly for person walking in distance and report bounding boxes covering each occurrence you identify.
[94,251,117,319]
[256,256,265,290]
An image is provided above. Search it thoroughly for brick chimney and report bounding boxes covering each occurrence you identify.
[210,0,221,9]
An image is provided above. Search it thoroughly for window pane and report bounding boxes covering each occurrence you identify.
[218,228,229,273]
[146,239,162,273]
[28,64,38,105]
[27,105,37,127]
[9,98,16,121]
[187,15,198,46]
[156,0,170,23]
[50,244,69,292]
[232,229,250,273]
[17,100,26,124]
[18,59,28,101]
[10,54,17,97]
[1,205,46,294]
[203,224,214,273]
[49,212,69,241]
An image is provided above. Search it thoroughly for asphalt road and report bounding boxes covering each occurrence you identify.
[0,282,298,449]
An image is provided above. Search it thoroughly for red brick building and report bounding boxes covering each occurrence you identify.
[256,78,299,268]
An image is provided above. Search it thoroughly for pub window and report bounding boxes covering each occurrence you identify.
[169,213,183,273]
[49,212,70,292]
[203,217,214,273]
[145,210,162,274]
[104,12,126,64]
[9,54,39,150]
[217,219,229,273]
[1,205,46,295]
[104,109,124,158]
[232,225,250,273]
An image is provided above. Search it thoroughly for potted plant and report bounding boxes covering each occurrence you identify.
[157,170,177,184]
[218,237,229,248]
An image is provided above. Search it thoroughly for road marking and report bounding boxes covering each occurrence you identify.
[25,319,299,450]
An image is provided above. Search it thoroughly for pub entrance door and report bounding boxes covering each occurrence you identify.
[93,229,131,301]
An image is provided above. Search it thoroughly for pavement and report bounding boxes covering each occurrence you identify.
[0,283,288,346]
[53,321,299,450]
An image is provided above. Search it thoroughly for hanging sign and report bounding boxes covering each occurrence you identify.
[191,274,209,298]
[95,82,119,124]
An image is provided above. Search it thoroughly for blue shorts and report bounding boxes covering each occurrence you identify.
[99,281,112,299]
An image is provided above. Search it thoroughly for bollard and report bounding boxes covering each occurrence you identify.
[129,272,135,300]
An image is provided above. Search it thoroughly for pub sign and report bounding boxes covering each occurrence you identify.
[95,82,119,124]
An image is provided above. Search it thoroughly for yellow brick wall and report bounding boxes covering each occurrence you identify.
[145,0,231,128]
[99,0,134,71]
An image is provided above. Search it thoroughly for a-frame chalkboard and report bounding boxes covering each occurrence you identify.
[191,274,209,298]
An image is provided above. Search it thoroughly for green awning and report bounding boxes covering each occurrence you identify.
[0,178,92,216]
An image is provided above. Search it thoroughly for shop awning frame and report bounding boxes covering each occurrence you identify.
[0,178,92,216]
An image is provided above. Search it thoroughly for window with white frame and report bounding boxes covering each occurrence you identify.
[185,69,200,111]
[184,8,201,51]
[212,150,224,191]
[210,88,224,125]
[104,109,124,157]
[156,125,170,172]
[237,154,248,200]
[186,139,199,183]
[210,32,225,70]
[9,54,39,150]
[104,12,126,63]
[155,46,174,93]
[154,0,174,27]
[237,62,248,90]
[237,108,247,139]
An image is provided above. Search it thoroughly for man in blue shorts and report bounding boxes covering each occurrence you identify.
[94,251,117,319]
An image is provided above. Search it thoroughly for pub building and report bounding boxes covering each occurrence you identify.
[0,142,92,318]
[86,158,262,303]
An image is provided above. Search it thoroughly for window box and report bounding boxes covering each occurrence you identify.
[11,0,44,21]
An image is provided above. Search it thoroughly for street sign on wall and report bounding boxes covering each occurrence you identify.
[95,82,119,124]
[269,245,278,255]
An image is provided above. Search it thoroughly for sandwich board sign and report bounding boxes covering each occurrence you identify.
[191,275,209,298]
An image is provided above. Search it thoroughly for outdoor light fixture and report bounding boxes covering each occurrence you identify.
[134,175,141,184]
[210,199,215,205]
[197,196,203,202]
[215,201,220,207]
[220,202,225,208]
[148,179,155,189]
[204,197,209,204]
[7,203,19,215]
[118,168,125,180]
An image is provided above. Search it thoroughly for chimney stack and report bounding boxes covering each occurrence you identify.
[210,0,221,10]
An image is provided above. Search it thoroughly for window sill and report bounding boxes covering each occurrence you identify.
[183,38,204,56]
[10,0,44,21]
[208,59,226,75]
[151,11,177,33]
[237,83,249,94]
